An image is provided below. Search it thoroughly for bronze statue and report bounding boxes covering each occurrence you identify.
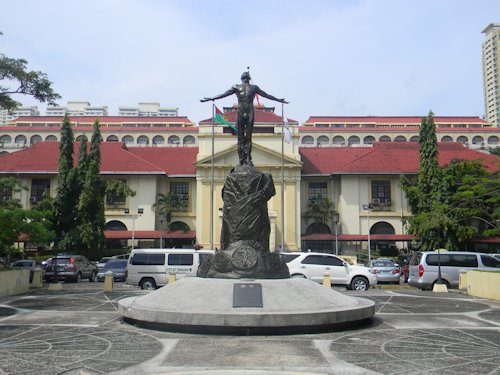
[201,72,288,165]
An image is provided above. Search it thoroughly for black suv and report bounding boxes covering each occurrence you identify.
[44,254,97,283]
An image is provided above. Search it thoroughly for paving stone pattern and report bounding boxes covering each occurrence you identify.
[0,283,498,374]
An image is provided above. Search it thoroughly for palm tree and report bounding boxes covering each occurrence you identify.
[152,192,182,229]
[304,196,336,226]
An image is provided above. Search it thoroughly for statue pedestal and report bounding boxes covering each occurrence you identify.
[118,277,375,334]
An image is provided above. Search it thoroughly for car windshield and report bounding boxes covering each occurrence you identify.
[103,260,127,270]
[11,261,33,267]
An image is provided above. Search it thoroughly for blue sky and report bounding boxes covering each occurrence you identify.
[1,0,499,123]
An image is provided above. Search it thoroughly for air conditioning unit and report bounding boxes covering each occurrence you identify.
[372,198,380,205]
[385,198,392,205]
[180,194,189,200]
[2,196,11,201]
[308,198,317,205]
[30,196,37,203]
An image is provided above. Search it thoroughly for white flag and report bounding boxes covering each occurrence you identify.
[283,117,291,144]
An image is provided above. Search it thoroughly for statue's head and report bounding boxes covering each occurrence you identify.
[241,71,251,82]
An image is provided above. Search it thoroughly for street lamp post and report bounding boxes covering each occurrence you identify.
[159,213,165,249]
[124,208,143,250]
[362,204,373,263]
[333,212,340,255]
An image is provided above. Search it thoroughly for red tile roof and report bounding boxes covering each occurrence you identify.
[303,116,488,124]
[300,142,499,175]
[199,108,298,125]
[0,141,196,175]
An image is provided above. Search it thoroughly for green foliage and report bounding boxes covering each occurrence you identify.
[402,131,500,250]
[0,53,60,111]
[53,114,79,247]
[304,196,336,225]
[105,180,136,205]
[0,177,25,210]
[153,192,183,228]
[489,147,500,156]
[0,208,53,256]
[76,119,106,259]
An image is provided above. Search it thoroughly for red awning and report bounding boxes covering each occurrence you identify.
[104,230,196,239]
[301,233,415,241]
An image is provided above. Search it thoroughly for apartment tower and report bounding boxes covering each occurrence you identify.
[482,23,500,127]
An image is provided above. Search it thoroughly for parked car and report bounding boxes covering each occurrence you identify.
[97,259,128,282]
[112,253,130,260]
[408,251,500,290]
[96,257,114,271]
[365,258,401,284]
[9,260,39,283]
[44,254,98,283]
[283,252,377,291]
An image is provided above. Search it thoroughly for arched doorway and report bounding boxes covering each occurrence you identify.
[105,220,128,249]
[303,222,332,252]
[163,221,194,248]
[371,221,398,256]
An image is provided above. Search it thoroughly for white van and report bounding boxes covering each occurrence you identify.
[408,251,500,290]
[126,248,214,290]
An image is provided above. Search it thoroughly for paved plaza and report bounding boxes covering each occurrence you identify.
[0,282,499,375]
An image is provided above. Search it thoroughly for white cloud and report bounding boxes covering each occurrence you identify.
[1,0,497,122]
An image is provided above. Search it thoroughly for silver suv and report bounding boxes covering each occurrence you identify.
[44,254,98,283]
[408,251,500,290]
[283,252,377,291]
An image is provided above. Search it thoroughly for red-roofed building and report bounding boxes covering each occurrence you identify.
[1,109,499,259]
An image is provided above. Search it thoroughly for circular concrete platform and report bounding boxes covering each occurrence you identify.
[118,277,375,334]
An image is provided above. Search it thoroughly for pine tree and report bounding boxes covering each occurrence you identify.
[53,114,78,251]
[77,119,105,259]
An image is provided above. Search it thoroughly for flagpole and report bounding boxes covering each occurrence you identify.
[210,103,215,251]
[281,103,285,252]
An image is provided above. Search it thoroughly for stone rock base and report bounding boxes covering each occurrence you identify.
[119,277,376,334]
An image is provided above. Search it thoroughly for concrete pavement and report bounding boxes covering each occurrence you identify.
[0,282,499,375]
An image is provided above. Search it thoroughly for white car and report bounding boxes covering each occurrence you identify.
[283,252,377,291]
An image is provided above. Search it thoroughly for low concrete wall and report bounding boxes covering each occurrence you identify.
[465,270,500,301]
[0,269,30,298]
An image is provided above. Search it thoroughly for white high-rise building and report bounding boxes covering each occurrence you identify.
[482,23,500,127]
[119,102,178,117]
[0,106,40,125]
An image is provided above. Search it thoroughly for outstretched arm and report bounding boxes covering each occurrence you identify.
[200,87,236,102]
[255,86,289,104]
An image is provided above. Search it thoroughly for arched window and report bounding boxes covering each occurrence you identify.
[45,135,57,141]
[379,135,391,142]
[348,136,360,145]
[487,135,499,145]
[0,135,12,144]
[301,136,314,145]
[394,136,407,142]
[317,135,329,146]
[441,136,453,142]
[168,135,180,145]
[122,135,134,145]
[305,222,331,234]
[105,220,128,231]
[472,136,484,145]
[169,221,191,231]
[106,135,119,142]
[15,135,27,145]
[410,136,419,142]
[457,136,468,144]
[137,135,149,145]
[333,136,345,145]
[363,136,375,145]
[183,135,196,145]
[153,135,165,145]
[30,135,42,144]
